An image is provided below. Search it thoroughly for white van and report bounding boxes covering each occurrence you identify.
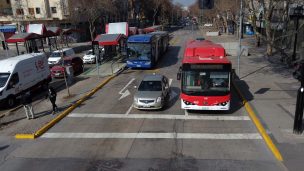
[0,53,51,107]
[48,48,75,67]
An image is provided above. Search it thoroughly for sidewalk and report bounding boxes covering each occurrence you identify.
[0,76,105,136]
[83,55,127,77]
[202,27,302,170]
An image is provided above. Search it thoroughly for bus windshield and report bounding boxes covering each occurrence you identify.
[128,43,151,60]
[182,70,230,96]
[0,73,10,88]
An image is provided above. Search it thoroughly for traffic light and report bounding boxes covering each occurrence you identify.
[198,0,214,9]
[293,62,303,81]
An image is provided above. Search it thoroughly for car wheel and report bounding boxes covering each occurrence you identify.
[7,95,16,108]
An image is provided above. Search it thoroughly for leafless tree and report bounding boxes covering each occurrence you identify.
[245,0,303,57]
[69,0,115,41]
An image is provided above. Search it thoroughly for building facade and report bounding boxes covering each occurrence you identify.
[0,0,70,25]
[0,0,13,23]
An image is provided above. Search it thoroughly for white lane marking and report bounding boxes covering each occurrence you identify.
[125,105,133,115]
[119,78,135,100]
[185,110,189,116]
[41,132,262,140]
[68,113,251,121]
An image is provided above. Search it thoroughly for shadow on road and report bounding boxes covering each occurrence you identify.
[157,46,181,69]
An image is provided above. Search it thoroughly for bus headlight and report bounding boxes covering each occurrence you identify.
[183,100,194,105]
[216,101,229,106]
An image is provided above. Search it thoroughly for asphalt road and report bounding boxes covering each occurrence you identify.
[0,27,285,171]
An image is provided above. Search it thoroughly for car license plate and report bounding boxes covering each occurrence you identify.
[55,73,61,76]
[142,104,151,108]
[136,65,141,67]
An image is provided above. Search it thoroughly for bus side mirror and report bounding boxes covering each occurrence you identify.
[177,66,182,80]
[177,73,181,80]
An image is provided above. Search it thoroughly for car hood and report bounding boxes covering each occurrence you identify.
[134,91,163,99]
[51,65,65,71]
[48,57,61,62]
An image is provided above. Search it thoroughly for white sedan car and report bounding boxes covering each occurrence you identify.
[82,48,104,64]
[83,50,97,64]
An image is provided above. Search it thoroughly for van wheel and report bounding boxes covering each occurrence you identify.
[7,96,16,108]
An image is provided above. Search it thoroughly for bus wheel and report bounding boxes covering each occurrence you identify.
[7,95,16,108]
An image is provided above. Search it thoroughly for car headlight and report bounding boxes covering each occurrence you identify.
[134,97,138,103]
[156,97,162,103]
[127,61,132,64]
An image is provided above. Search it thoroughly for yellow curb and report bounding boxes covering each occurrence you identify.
[15,134,35,139]
[15,75,116,139]
[232,81,283,161]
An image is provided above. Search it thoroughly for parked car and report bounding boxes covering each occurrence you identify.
[0,53,51,107]
[48,48,75,67]
[82,47,104,64]
[133,74,170,110]
[51,56,83,78]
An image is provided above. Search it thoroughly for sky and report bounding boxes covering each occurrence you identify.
[173,0,196,7]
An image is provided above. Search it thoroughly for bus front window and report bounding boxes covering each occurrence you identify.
[127,43,151,60]
[182,71,230,96]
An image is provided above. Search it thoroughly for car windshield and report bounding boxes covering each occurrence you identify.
[128,43,151,60]
[50,52,63,58]
[0,73,10,88]
[86,51,93,55]
[138,81,162,91]
[182,70,230,96]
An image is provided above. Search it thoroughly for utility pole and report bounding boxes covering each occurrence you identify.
[293,62,304,134]
[237,0,243,76]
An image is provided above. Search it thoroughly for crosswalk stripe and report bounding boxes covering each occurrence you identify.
[41,132,262,139]
[68,113,251,121]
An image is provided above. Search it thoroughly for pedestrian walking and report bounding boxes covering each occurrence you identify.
[21,92,34,119]
[46,86,58,114]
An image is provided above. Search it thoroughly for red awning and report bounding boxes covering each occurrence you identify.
[6,33,42,43]
[47,27,62,36]
[94,34,126,46]
[62,28,82,35]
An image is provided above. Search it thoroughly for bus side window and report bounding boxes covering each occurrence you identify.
[7,73,19,90]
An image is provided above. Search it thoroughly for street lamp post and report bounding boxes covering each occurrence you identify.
[257,13,263,47]
[290,6,304,62]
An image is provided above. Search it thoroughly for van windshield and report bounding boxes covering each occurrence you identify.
[0,73,10,88]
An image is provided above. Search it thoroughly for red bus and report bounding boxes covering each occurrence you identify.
[177,39,232,111]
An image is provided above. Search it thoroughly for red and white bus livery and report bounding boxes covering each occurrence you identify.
[177,39,232,111]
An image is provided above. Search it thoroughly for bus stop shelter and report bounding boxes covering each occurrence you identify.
[6,32,43,55]
[94,33,127,58]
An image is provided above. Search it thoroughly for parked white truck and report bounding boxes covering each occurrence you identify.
[0,53,51,108]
